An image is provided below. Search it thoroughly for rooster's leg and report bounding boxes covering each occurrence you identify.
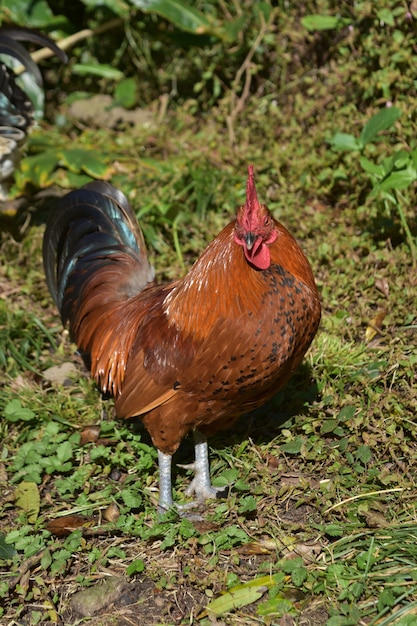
[158,432,225,514]
[157,450,174,513]
[183,430,225,501]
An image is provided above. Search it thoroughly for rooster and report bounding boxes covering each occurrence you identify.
[43,166,321,512]
[0,25,67,199]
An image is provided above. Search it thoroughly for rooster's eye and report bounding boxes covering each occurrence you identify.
[264,217,270,227]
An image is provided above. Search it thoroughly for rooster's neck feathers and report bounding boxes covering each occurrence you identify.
[163,224,254,337]
[164,211,316,341]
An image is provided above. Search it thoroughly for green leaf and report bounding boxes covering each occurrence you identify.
[114,78,138,109]
[0,0,67,27]
[56,441,73,463]
[121,488,143,509]
[59,149,109,178]
[17,151,60,188]
[281,557,304,573]
[126,559,145,576]
[214,525,250,550]
[179,518,197,539]
[390,150,411,170]
[323,524,344,537]
[44,457,73,474]
[280,437,303,454]
[359,157,384,178]
[0,533,16,559]
[301,14,351,31]
[326,617,352,626]
[58,171,93,188]
[4,399,35,423]
[378,167,417,191]
[214,467,239,487]
[377,588,396,611]
[328,132,361,152]
[233,574,283,590]
[80,0,130,17]
[291,565,308,586]
[15,481,41,523]
[257,595,296,617]
[377,8,394,26]
[357,360,387,378]
[238,495,257,513]
[253,1,274,21]
[321,419,338,434]
[234,479,251,492]
[41,548,53,570]
[360,107,401,147]
[206,585,266,616]
[130,0,227,39]
[223,15,246,42]
[356,445,372,464]
[72,63,125,80]
[351,581,365,599]
[337,406,356,421]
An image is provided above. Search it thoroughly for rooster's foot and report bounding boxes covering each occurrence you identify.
[157,430,226,515]
[183,474,226,500]
[180,430,227,502]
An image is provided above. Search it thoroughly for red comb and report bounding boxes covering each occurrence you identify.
[246,165,260,211]
[244,165,261,228]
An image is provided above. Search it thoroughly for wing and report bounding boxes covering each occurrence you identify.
[113,283,197,418]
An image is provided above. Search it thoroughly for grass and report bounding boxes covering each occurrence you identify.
[1,0,417,624]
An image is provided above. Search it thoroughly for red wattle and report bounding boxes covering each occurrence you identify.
[245,241,271,270]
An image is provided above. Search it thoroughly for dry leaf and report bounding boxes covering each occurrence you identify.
[264,453,280,469]
[46,514,95,537]
[375,277,389,298]
[95,438,117,446]
[239,539,276,555]
[103,503,120,522]
[80,425,101,445]
[363,510,389,528]
[280,472,320,489]
[193,520,219,532]
[0,463,7,483]
[365,309,387,342]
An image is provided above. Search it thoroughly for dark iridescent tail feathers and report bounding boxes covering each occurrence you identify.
[43,181,155,329]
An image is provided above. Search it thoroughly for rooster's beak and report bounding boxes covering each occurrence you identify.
[245,232,256,250]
